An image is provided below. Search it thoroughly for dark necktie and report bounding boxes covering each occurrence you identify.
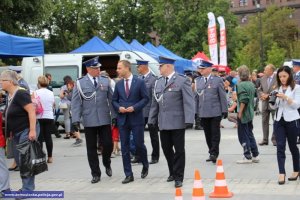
[205,77,208,83]
[142,75,145,79]
[93,77,97,88]
[165,77,169,86]
[125,79,130,97]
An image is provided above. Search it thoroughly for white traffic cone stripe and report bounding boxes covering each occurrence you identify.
[216,166,224,173]
[193,180,203,188]
[215,179,227,186]
[175,197,183,200]
[192,196,205,200]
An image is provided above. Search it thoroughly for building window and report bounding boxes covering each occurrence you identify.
[240,0,248,7]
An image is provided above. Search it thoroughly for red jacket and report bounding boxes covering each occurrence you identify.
[0,112,5,148]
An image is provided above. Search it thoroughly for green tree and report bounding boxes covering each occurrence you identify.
[151,0,238,62]
[44,0,102,53]
[233,5,299,70]
[99,0,154,43]
[0,0,52,36]
[266,43,286,68]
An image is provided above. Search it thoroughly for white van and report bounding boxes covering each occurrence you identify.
[22,51,159,130]
[22,51,159,90]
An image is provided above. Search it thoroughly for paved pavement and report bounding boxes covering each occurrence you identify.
[6,115,300,200]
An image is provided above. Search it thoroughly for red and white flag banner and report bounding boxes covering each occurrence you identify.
[207,12,218,65]
[217,16,227,66]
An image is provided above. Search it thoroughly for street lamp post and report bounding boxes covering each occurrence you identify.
[256,3,264,68]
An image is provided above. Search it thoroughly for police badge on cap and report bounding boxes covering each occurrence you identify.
[197,60,213,69]
[83,56,102,68]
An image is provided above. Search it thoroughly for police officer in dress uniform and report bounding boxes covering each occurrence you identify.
[136,59,160,164]
[194,60,228,163]
[292,59,300,144]
[148,56,195,188]
[71,56,116,184]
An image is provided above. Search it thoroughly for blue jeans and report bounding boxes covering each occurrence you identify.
[274,118,300,174]
[13,125,40,191]
[237,119,259,159]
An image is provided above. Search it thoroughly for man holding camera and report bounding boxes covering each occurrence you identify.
[258,64,277,146]
[71,56,116,184]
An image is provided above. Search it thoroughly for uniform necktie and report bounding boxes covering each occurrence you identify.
[205,77,208,83]
[165,77,169,86]
[93,77,97,88]
[125,79,130,97]
[142,75,145,79]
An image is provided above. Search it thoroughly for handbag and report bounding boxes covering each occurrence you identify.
[16,140,48,177]
[5,135,14,159]
[59,102,68,109]
[32,91,44,115]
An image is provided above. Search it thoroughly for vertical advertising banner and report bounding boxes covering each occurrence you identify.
[217,16,227,66]
[207,12,218,65]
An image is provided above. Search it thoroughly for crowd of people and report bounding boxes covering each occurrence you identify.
[1,56,300,198]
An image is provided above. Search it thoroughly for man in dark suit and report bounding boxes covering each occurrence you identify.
[194,60,228,164]
[258,64,277,146]
[136,59,159,164]
[112,60,149,184]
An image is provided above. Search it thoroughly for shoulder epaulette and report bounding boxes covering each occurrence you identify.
[101,75,109,78]
[77,77,84,80]
[178,74,186,77]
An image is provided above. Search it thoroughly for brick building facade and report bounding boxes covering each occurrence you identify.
[230,0,300,26]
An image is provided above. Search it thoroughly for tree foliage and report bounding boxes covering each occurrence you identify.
[151,0,238,61]
[233,5,299,70]
[99,0,154,43]
[0,0,52,35]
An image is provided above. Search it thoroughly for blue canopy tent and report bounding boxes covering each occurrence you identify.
[0,31,44,57]
[109,36,134,51]
[144,42,188,74]
[71,36,116,53]
[130,39,159,61]
[157,45,195,73]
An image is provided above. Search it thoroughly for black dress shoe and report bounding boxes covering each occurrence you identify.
[167,175,174,182]
[91,176,100,184]
[211,155,217,164]
[175,180,183,188]
[8,166,18,171]
[122,176,134,184]
[258,141,268,146]
[149,159,158,164]
[55,133,61,138]
[106,167,112,177]
[141,167,148,179]
[131,157,140,164]
[206,156,212,162]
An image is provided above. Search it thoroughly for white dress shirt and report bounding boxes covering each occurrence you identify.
[124,73,133,89]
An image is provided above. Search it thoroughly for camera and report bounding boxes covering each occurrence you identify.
[269,91,278,105]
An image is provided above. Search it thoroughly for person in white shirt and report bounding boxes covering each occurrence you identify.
[35,76,56,163]
[270,66,300,185]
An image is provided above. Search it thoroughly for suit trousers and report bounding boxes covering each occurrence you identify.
[160,129,185,182]
[274,118,300,174]
[261,108,276,143]
[144,117,160,161]
[237,119,259,159]
[201,116,222,157]
[84,125,113,177]
[119,122,148,177]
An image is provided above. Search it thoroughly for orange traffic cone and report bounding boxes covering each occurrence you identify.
[209,160,233,198]
[175,188,183,200]
[192,170,205,200]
